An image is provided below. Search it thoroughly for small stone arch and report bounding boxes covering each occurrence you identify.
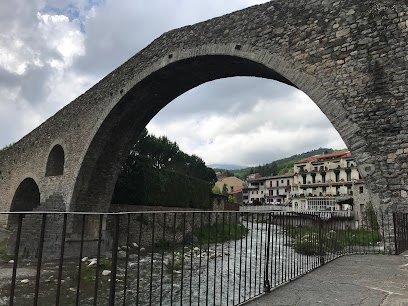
[45,144,65,176]
[8,178,40,228]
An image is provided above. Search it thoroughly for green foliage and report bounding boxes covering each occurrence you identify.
[112,129,216,209]
[222,184,228,195]
[0,239,13,262]
[365,202,379,231]
[81,257,112,281]
[286,225,382,255]
[194,223,249,244]
[228,195,235,203]
[212,185,221,194]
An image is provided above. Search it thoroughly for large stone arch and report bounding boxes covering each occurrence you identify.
[69,45,361,212]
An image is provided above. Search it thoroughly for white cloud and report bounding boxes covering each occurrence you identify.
[147,78,346,166]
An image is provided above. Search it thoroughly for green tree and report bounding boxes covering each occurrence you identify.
[222,184,229,195]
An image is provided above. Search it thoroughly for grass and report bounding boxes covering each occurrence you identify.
[0,239,13,262]
[285,226,382,255]
[193,223,249,244]
[80,257,112,281]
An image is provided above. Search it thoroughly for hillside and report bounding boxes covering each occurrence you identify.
[219,148,347,179]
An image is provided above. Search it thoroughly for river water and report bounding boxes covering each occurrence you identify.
[0,222,319,305]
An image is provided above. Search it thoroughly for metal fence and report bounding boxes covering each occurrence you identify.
[0,210,391,306]
[393,212,408,255]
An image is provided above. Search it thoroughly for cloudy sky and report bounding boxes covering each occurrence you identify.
[0,0,346,167]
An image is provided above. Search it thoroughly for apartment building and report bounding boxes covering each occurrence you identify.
[247,173,293,205]
[291,151,361,212]
[291,151,360,198]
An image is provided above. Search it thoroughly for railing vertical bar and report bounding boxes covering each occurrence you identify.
[273,213,278,287]
[170,213,177,306]
[205,212,211,306]
[226,212,232,306]
[189,212,194,306]
[243,212,249,301]
[253,213,259,295]
[56,213,67,306]
[9,213,23,306]
[198,212,203,306]
[213,212,218,306]
[238,212,244,304]
[149,213,155,305]
[232,212,237,305]
[263,212,271,293]
[283,213,288,282]
[75,214,86,306]
[93,214,103,306]
[393,213,398,255]
[34,213,47,306]
[268,212,273,289]
[248,212,254,298]
[288,212,295,280]
[277,213,282,286]
[180,212,186,306]
[136,213,143,305]
[160,213,166,306]
[108,214,120,306]
[220,212,225,305]
[123,214,130,306]
[258,213,264,292]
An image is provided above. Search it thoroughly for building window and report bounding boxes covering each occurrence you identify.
[287,179,290,185]
[276,181,279,187]
[312,175,316,184]
[347,171,351,181]
[281,180,284,183]
[359,186,364,194]
[270,181,272,187]
[261,191,263,194]
[302,175,306,184]
[322,173,326,183]
[335,172,340,182]
[323,186,327,193]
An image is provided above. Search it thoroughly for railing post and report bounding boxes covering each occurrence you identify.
[109,214,120,305]
[318,216,325,266]
[263,213,272,292]
[393,212,398,255]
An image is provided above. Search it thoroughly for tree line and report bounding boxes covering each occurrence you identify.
[112,129,216,208]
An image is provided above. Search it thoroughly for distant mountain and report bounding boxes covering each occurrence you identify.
[208,163,247,170]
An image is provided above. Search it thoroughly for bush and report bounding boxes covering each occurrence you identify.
[194,223,249,244]
[286,226,382,255]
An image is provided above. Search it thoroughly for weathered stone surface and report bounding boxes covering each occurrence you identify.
[0,0,406,252]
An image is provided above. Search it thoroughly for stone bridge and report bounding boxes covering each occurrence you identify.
[0,0,407,243]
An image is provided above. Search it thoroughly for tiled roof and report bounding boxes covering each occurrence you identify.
[248,173,294,182]
[296,151,351,164]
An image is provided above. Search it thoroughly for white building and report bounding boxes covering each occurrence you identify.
[291,151,360,212]
[247,173,293,205]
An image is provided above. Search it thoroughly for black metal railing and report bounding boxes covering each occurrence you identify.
[0,210,392,305]
[393,212,408,255]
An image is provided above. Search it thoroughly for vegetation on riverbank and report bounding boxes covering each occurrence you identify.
[285,226,382,255]
[193,222,249,244]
